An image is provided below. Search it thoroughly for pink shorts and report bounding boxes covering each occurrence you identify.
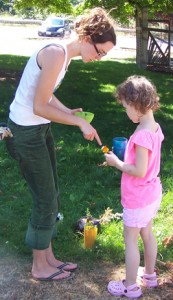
[123,195,162,228]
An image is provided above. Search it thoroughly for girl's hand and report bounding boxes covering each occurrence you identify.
[105,147,148,177]
[104,151,121,167]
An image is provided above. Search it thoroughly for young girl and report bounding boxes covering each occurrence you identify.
[105,75,164,298]
[5,7,116,281]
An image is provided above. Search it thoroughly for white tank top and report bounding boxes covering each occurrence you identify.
[9,42,69,125]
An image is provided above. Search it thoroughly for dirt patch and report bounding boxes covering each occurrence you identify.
[0,247,173,300]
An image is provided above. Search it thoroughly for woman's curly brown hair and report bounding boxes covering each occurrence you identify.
[115,75,160,114]
[74,7,116,45]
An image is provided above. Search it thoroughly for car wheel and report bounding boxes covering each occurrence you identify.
[61,32,65,38]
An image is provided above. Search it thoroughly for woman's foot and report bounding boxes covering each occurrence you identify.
[46,255,78,271]
[32,264,72,281]
[47,257,78,271]
[56,262,78,272]
[32,269,72,281]
[45,245,78,271]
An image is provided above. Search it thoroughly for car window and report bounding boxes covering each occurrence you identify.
[51,19,64,26]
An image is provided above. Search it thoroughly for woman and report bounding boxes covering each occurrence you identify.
[6,7,116,281]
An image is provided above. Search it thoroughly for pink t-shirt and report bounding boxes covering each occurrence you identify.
[121,124,164,209]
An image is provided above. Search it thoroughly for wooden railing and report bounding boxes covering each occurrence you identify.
[145,19,172,67]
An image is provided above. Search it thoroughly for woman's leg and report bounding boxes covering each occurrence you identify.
[32,247,71,280]
[6,121,71,279]
[21,125,59,249]
[45,242,77,271]
[140,219,157,274]
[6,121,59,249]
[124,225,141,286]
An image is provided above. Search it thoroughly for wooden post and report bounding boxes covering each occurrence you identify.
[136,7,148,69]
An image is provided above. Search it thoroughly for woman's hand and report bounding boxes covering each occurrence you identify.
[79,119,102,145]
[71,108,83,114]
[0,126,13,140]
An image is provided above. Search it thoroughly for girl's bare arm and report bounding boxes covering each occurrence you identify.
[105,145,148,178]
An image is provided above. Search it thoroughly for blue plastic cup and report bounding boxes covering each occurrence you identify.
[112,137,128,161]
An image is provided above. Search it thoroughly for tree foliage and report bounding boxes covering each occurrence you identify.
[0,0,10,12]
[13,0,73,15]
[7,0,173,23]
[83,0,173,25]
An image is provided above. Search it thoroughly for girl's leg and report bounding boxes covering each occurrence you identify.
[107,225,142,298]
[124,225,141,286]
[140,219,157,274]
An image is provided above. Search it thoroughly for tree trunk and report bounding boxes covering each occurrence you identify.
[136,7,148,69]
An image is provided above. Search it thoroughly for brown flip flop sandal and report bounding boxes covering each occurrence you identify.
[57,262,78,272]
[33,270,73,281]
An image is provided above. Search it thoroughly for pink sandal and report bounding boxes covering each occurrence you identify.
[108,279,142,298]
[137,267,157,287]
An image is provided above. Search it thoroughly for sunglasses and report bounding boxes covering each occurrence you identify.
[93,43,106,57]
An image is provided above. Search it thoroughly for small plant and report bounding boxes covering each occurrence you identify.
[99,207,122,224]
[84,208,98,249]
[75,208,100,233]
[85,208,93,227]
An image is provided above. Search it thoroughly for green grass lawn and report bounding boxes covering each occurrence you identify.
[0,55,173,267]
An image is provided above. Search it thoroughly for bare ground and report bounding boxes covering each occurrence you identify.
[0,245,173,300]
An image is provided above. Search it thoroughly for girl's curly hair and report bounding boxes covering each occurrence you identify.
[75,7,116,45]
[115,75,160,114]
